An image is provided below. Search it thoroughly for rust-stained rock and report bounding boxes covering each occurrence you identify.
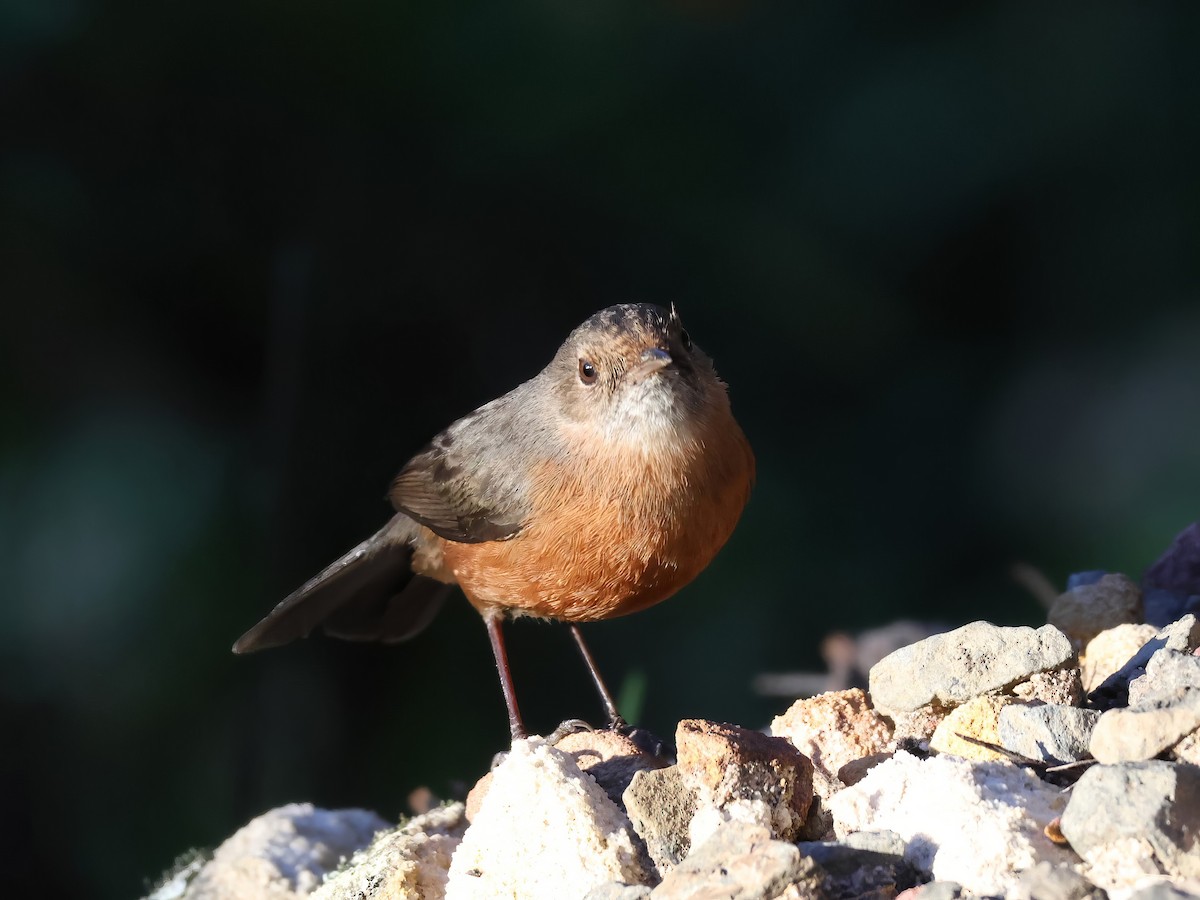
[675,719,814,843]
[770,688,893,782]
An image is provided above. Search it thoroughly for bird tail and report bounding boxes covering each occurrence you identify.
[232,515,451,653]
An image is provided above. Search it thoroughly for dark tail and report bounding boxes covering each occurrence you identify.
[232,515,452,653]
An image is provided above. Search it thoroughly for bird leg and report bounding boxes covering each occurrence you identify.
[568,624,627,730]
[485,612,527,741]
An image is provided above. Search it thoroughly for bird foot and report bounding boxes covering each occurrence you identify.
[546,718,594,745]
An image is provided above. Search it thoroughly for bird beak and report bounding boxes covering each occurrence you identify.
[626,347,673,384]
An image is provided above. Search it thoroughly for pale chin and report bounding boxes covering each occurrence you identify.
[603,378,693,445]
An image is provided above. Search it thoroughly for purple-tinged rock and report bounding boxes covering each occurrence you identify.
[1144,522,1200,596]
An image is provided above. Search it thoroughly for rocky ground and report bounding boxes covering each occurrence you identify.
[149,523,1200,900]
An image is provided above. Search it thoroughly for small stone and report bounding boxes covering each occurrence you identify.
[930,695,1018,762]
[312,804,466,900]
[794,768,843,842]
[998,704,1100,764]
[674,719,813,843]
[868,622,1075,716]
[183,803,390,899]
[1059,760,1200,881]
[770,688,893,781]
[794,831,923,899]
[1143,522,1200,596]
[1049,574,1143,649]
[904,883,965,900]
[838,751,893,786]
[445,739,650,900]
[555,729,669,807]
[1172,729,1200,765]
[1081,624,1158,693]
[584,885,653,900]
[794,793,836,843]
[1126,882,1200,899]
[649,822,805,900]
[889,706,947,744]
[1013,669,1085,707]
[1013,860,1103,900]
[1089,690,1200,763]
[1089,615,1200,709]
[468,731,666,822]
[827,750,1073,896]
[623,766,697,873]
[464,773,492,824]
[1128,650,1200,706]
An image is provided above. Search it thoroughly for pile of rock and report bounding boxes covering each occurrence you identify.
[151,524,1200,900]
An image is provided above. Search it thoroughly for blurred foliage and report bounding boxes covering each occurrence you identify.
[2,2,1199,898]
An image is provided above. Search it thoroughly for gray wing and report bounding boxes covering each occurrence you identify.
[232,515,451,652]
[388,402,530,544]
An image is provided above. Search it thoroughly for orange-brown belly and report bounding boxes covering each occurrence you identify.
[438,423,754,622]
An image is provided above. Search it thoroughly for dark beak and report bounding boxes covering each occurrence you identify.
[626,347,673,384]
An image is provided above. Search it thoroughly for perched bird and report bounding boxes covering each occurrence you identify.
[234,303,755,739]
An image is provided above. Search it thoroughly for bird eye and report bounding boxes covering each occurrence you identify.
[680,328,693,351]
[578,359,598,385]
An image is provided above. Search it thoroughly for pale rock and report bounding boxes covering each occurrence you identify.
[649,822,805,900]
[313,804,465,900]
[794,831,922,898]
[1089,690,1200,763]
[1172,730,1200,765]
[1060,761,1200,887]
[623,766,696,873]
[467,730,665,821]
[1128,650,1200,707]
[998,704,1100,764]
[445,739,649,900]
[687,799,780,854]
[837,751,892,787]
[1082,624,1158,693]
[180,804,388,900]
[1076,837,1171,899]
[1013,668,1085,707]
[1049,574,1143,649]
[1090,616,1200,709]
[889,706,948,745]
[897,883,964,900]
[584,885,653,900]
[827,750,1072,896]
[769,688,893,781]
[1011,860,1104,900]
[1127,880,1200,899]
[930,695,1018,762]
[556,730,669,806]
[674,719,813,844]
[869,622,1074,716]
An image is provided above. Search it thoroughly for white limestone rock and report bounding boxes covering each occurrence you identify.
[312,803,466,900]
[826,750,1072,897]
[445,739,650,900]
[174,803,389,900]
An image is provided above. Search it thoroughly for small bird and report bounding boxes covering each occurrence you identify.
[234,303,755,740]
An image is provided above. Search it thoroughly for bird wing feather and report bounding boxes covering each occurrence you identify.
[389,403,530,543]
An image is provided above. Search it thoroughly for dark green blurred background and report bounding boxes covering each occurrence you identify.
[3,2,1199,897]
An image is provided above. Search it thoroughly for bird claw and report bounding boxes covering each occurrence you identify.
[546,718,594,745]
